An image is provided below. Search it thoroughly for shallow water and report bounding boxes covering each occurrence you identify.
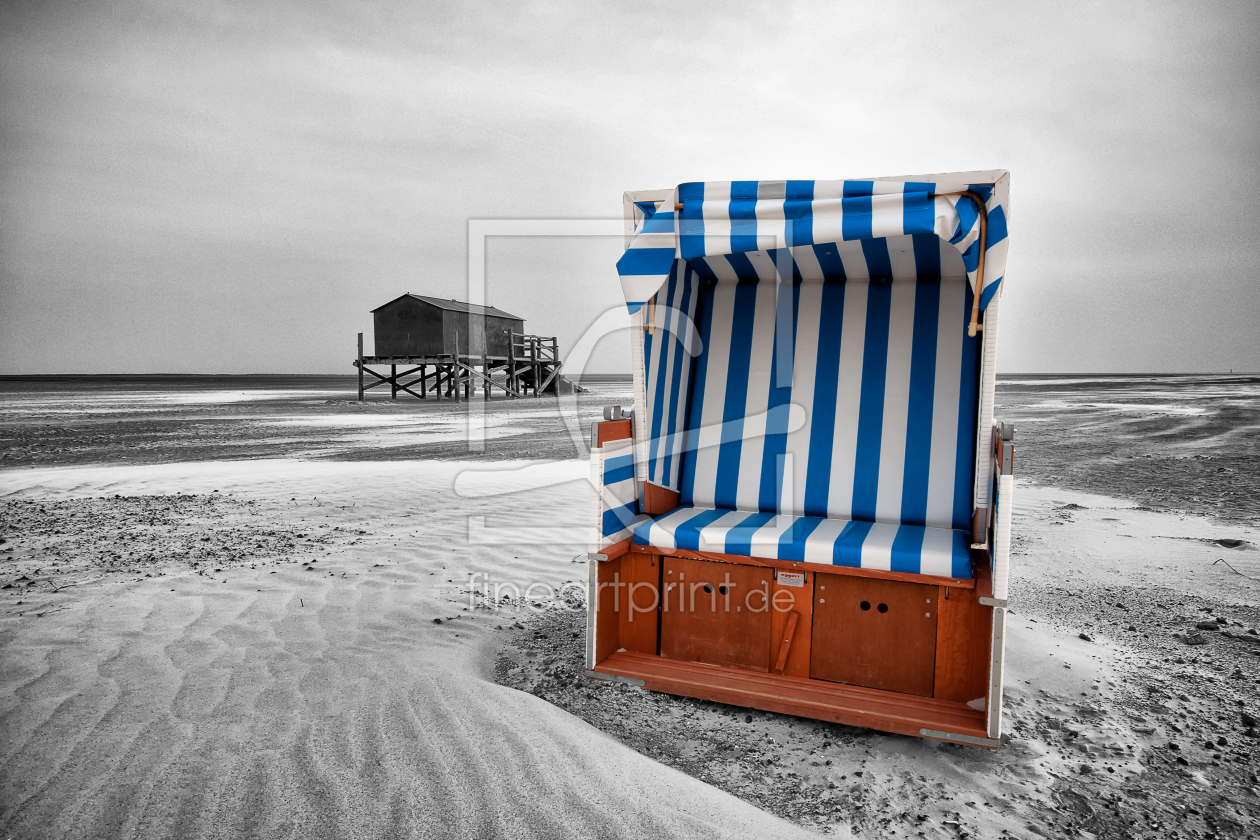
[996,374,1260,526]
[0,375,635,467]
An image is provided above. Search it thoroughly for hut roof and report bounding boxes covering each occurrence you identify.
[371,293,523,321]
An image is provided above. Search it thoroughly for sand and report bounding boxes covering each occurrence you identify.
[2,375,1258,839]
[496,481,1260,838]
[1,459,811,839]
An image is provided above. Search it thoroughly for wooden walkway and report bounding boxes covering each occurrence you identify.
[353,332,570,400]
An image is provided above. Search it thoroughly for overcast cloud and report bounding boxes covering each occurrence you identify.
[2,0,1257,374]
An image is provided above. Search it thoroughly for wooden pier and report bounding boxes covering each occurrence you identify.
[354,332,569,400]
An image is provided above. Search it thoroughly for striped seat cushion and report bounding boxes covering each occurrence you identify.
[632,506,972,580]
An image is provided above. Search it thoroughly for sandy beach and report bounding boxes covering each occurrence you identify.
[2,375,1258,838]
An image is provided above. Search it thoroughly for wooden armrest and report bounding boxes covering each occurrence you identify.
[591,418,633,448]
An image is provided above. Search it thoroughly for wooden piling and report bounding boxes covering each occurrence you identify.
[354,330,561,402]
[532,336,541,398]
[357,333,364,401]
[508,336,517,399]
[550,337,559,394]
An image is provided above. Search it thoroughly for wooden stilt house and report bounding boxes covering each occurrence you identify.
[354,294,572,400]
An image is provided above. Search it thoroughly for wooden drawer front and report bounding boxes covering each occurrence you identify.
[660,558,773,673]
[809,574,938,697]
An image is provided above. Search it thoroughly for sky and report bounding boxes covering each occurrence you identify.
[1,0,1258,375]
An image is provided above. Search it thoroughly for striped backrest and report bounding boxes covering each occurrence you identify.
[676,235,980,532]
[641,263,703,490]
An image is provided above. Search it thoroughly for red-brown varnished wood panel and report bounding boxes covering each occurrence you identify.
[617,552,661,655]
[642,482,680,516]
[974,553,993,600]
[933,584,993,704]
[810,574,938,697]
[660,557,774,673]
[769,568,813,678]
[593,557,624,665]
[591,650,991,746]
[595,419,633,446]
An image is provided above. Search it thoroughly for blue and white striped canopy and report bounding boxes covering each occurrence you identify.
[617,174,1010,314]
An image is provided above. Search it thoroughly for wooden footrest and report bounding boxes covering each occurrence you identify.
[588,650,995,748]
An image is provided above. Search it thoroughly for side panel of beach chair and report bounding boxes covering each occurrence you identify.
[985,418,1016,738]
[586,415,657,672]
[588,434,644,553]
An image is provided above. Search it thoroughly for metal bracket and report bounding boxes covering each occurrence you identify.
[603,404,624,421]
[588,552,609,563]
[584,670,645,687]
[920,728,1001,749]
[978,597,1008,608]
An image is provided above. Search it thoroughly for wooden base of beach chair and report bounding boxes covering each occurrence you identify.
[587,545,1000,748]
[587,651,993,748]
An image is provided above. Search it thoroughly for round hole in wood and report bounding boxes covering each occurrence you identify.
[860,601,871,611]
[703,583,713,594]
[718,585,729,595]
[878,603,888,613]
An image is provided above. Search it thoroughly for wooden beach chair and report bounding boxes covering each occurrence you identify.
[587,172,1014,748]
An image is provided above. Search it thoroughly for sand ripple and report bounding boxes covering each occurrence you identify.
[0,460,808,839]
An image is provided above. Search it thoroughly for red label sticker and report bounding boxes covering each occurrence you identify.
[777,571,806,588]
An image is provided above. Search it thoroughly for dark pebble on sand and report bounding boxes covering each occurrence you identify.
[1079,633,1092,642]
[1195,621,1221,631]
[433,618,443,625]
[745,715,753,723]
